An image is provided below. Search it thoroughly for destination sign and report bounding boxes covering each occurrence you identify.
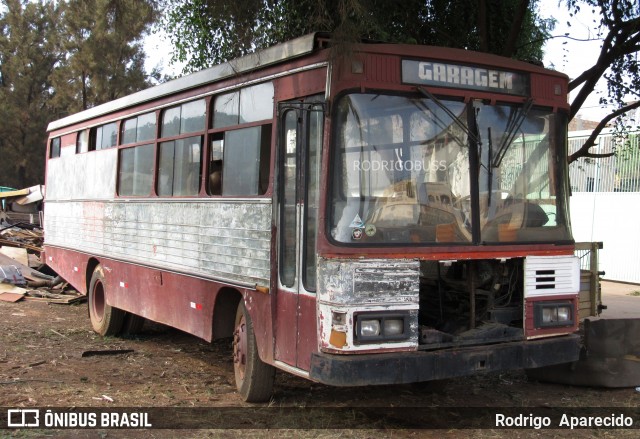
[402,59,529,96]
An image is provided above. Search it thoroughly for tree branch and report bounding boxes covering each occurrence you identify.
[477,0,488,52]
[503,0,530,57]
[568,100,640,164]
[568,19,640,119]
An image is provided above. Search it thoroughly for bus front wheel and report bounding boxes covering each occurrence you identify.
[88,265,125,336]
[233,301,275,402]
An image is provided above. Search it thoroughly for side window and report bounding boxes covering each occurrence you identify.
[76,130,89,154]
[162,100,205,137]
[89,122,117,151]
[158,136,202,196]
[121,112,157,145]
[208,135,224,195]
[208,82,273,196]
[222,126,271,196]
[118,144,154,196]
[213,91,239,128]
[50,137,61,159]
[117,112,158,197]
[157,100,205,197]
[212,82,273,128]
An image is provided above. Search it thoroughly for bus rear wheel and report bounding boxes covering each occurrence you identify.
[88,265,124,336]
[233,301,275,402]
[121,312,145,335]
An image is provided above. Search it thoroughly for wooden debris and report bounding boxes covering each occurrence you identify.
[81,349,135,358]
[0,283,27,302]
[25,288,85,304]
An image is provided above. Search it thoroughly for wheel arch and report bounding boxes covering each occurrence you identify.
[212,287,242,339]
[85,257,101,295]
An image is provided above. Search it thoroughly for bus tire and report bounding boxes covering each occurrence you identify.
[88,265,124,336]
[233,301,275,402]
[121,313,145,335]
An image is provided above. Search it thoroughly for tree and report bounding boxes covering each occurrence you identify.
[0,0,62,188]
[564,0,640,163]
[162,0,640,164]
[163,0,553,73]
[0,0,160,188]
[51,0,161,115]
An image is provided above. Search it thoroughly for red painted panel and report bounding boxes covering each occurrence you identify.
[296,294,318,371]
[364,54,401,84]
[274,289,298,366]
[43,245,275,360]
[274,68,327,101]
[43,246,89,294]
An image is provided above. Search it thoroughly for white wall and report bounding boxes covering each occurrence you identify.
[570,192,640,284]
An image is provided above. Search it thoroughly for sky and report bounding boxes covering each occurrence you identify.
[538,1,611,121]
[143,1,615,121]
[144,30,185,78]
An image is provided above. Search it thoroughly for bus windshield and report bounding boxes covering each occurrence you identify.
[329,93,571,245]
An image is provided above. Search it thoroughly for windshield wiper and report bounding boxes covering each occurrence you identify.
[416,86,480,146]
[491,98,533,167]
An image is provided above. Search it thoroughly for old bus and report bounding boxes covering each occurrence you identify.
[44,33,583,402]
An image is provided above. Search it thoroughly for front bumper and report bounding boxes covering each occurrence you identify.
[309,334,581,386]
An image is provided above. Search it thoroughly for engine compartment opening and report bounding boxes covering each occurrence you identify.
[418,258,525,349]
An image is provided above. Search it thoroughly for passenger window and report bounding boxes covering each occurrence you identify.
[118,144,154,196]
[213,92,239,128]
[158,136,202,196]
[208,125,271,196]
[162,99,205,137]
[90,122,117,151]
[121,112,157,145]
[50,137,61,159]
[208,135,224,195]
[76,130,89,153]
[208,82,273,197]
[212,82,274,128]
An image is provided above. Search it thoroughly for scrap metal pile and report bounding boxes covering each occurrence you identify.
[0,185,83,304]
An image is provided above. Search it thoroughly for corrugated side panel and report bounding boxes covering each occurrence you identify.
[44,200,272,287]
[524,255,579,297]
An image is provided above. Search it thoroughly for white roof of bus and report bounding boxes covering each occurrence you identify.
[47,33,318,132]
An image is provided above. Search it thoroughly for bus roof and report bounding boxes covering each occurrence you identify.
[47,33,319,132]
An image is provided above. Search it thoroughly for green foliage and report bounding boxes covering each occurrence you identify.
[163,0,553,73]
[0,0,160,187]
[52,0,160,114]
[0,0,62,188]
[564,0,640,122]
[562,0,640,162]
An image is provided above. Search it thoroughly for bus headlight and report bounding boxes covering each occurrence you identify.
[360,319,381,337]
[355,312,409,343]
[384,318,405,336]
[534,301,574,328]
[556,305,572,322]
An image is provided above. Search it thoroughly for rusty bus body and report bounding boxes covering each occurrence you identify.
[44,34,585,401]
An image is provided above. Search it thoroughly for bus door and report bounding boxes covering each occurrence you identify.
[275,99,324,371]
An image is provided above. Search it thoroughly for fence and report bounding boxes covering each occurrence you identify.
[568,129,640,284]
[569,129,640,192]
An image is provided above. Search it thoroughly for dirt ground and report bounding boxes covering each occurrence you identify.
[1,284,639,438]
